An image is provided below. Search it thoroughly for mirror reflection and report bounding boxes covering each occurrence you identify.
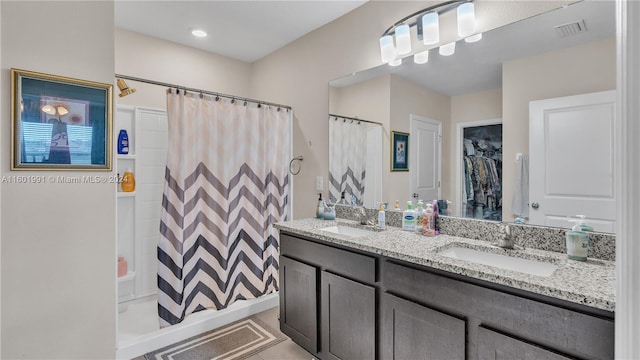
[328,0,615,233]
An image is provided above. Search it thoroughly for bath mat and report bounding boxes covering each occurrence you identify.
[144,316,286,360]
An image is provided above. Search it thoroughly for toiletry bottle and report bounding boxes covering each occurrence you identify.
[118,256,128,277]
[339,192,348,205]
[414,200,424,233]
[117,129,129,154]
[395,200,400,210]
[378,203,386,229]
[323,203,336,220]
[316,193,325,219]
[423,204,435,236]
[432,200,439,234]
[402,201,416,231]
[566,218,589,261]
[121,169,135,192]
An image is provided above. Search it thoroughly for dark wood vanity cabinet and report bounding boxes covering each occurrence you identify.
[279,231,614,360]
[382,293,465,360]
[279,256,318,353]
[280,233,377,359]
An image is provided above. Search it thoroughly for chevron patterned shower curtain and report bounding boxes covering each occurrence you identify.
[158,91,290,327]
[329,117,367,205]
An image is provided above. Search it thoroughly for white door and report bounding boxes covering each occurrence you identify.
[410,114,441,202]
[529,90,615,232]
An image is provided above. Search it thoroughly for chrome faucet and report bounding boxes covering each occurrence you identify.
[496,224,515,249]
[358,207,374,226]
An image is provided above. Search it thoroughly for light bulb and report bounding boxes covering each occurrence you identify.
[379,35,396,63]
[395,24,411,55]
[421,12,439,45]
[191,29,207,38]
[414,50,429,64]
[457,2,476,38]
[439,42,456,56]
[465,33,483,43]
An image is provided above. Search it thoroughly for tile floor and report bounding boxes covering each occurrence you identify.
[133,307,312,360]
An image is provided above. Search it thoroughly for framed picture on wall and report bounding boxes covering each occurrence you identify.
[11,68,113,170]
[391,131,409,171]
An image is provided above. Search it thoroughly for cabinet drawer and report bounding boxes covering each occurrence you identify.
[281,233,376,284]
[383,260,614,360]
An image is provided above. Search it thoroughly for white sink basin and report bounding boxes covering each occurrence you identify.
[319,225,375,238]
[438,247,558,277]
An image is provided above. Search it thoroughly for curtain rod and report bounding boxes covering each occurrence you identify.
[329,114,382,126]
[115,74,292,110]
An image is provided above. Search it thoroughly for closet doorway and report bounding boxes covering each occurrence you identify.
[456,119,502,221]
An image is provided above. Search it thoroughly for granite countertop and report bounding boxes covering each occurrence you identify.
[274,218,615,312]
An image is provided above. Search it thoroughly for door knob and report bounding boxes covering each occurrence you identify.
[531,202,539,209]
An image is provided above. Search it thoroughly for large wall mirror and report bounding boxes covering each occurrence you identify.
[328,0,615,233]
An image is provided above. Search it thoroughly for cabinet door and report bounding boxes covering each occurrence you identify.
[279,256,318,353]
[478,327,572,360]
[321,271,376,360]
[382,293,465,360]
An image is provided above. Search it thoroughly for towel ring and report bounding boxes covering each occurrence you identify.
[289,156,304,175]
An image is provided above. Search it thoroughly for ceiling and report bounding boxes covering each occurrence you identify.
[115,0,367,63]
[330,0,615,96]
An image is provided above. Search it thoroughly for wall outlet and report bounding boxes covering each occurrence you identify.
[316,176,324,191]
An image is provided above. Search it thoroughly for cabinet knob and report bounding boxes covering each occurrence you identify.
[531,202,539,209]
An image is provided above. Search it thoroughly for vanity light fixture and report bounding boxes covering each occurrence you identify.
[414,50,429,64]
[191,29,208,38]
[465,33,483,43]
[389,58,402,67]
[439,41,456,56]
[378,0,479,65]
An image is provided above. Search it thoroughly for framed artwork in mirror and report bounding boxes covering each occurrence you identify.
[11,68,113,170]
[391,131,409,171]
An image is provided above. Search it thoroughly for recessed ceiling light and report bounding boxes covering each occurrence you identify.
[191,29,207,38]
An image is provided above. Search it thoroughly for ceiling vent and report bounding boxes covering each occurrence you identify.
[554,19,587,38]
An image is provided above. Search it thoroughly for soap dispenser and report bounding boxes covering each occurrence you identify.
[402,201,416,231]
[566,217,589,261]
[316,193,325,219]
[576,215,594,232]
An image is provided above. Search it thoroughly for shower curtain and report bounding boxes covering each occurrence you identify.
[158,90,291,327]
[329,117,367,205]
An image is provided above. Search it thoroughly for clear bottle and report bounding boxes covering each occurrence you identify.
[402,201,416,231]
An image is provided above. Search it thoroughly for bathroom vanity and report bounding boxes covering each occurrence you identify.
[274,218,614,360]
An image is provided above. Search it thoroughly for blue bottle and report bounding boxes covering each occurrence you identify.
[117,129,129,154]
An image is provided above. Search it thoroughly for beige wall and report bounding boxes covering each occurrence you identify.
[115,28,253,110]
[502,37,616,220]
[252,0,566,218]
[450,88,503,215]
[389,75,451,204]
[1,1,116,358]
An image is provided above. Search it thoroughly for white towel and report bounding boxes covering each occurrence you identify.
[511,155,529,217]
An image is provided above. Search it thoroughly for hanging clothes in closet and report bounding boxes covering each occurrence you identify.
[462,125,502,221]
